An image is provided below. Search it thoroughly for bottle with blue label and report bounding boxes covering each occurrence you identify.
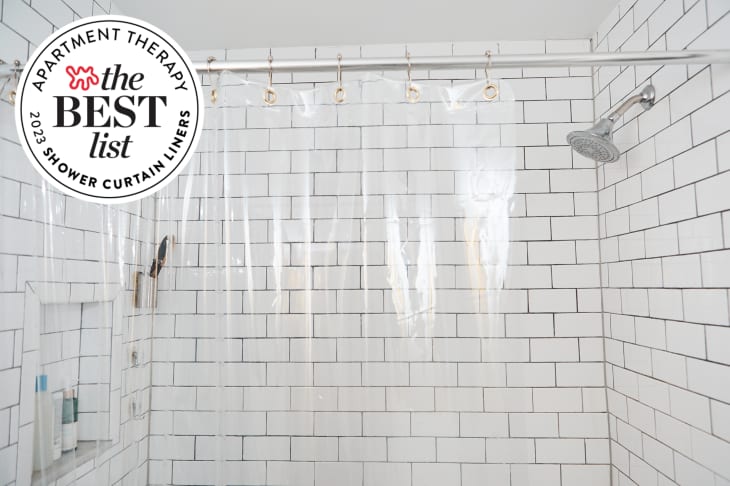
[32,375,54,471]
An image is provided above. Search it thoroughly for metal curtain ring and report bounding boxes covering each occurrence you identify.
[263,86,278,105]
[404,51,420,103]
[482,50,498,101]
[482,83,498,101]
[207,56,218,104]
[334,86,346,104]
[406,84,420,103]
[334,53,346,103]
[264,53,277,105]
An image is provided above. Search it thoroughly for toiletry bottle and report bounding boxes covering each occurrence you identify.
[52,392,63,460]
[61,387,75,452]
[32,375,54,471]
[72,388,78,448]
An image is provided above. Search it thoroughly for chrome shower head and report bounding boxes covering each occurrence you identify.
[567,118,620,163]
[567,84,655,163]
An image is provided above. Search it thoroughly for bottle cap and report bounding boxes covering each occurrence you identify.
[35,374,47,392]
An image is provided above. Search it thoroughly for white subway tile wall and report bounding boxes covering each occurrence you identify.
[594,0,730,485]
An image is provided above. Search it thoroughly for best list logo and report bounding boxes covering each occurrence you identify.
[15,16,204,204]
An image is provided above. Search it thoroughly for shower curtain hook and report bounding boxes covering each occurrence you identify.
[482,50,498,101]
[207,56,218,104]
[405,51,420,103]
[334,53,346,104]
[263,53,277,105]
[8,60,20,105]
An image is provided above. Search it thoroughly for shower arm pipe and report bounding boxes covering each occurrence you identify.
[2,49,730,77]
[607,84,655,122]
[607,93,647,121]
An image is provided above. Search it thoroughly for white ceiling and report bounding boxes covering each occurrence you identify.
[115,0,620,52]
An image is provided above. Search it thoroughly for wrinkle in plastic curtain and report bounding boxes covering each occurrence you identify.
[152,72,517,486]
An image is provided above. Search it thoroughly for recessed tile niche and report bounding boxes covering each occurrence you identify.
[41,301,115,441]
[23,282,124,485]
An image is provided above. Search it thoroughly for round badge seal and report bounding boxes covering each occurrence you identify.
[15,15,204,204]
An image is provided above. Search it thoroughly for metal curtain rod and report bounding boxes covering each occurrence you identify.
[192,49,730,73]
[2,50,730,77]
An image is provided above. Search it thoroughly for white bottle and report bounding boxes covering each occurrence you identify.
[52,392,62,459]
[62,387,75,452]
[32,375,54,471]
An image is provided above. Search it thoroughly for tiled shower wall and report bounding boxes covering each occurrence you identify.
[1,1,156,485]
[2,1,729,486]
[593,0,730,485]
[149,40,613,486]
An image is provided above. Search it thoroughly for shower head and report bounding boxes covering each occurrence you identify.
[567,84,655,163]
[566,119,620,163]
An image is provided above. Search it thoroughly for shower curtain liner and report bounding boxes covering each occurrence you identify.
[152,72,517,486]
[22,185,155,485]
[29,70,518,485]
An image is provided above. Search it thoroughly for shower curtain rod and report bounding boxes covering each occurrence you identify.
[190,49,730,73]
[2,50,730,77]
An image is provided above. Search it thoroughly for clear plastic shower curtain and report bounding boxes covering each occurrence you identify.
[1,95,155,485]
[151,71,517,486]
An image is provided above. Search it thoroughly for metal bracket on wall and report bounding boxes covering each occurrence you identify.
[132,271,158,309]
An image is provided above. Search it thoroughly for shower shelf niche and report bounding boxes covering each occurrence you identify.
[22,282,123,486]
